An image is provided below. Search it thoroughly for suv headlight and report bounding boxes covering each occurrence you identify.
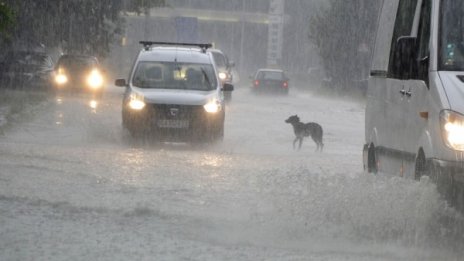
[440,110,464,151]
[128,93,146,110]
[87,69,104,89]
[204,99,221,113]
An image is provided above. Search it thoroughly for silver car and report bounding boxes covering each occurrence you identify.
[115,42,234,142]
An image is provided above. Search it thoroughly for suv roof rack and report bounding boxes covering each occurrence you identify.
[139,41,213,53]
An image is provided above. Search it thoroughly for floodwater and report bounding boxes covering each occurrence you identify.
[0,84,462,260]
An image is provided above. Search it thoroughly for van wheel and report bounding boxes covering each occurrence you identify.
[415,150,457,204]
[414,149,438,181]
[367,144,377,174]
[414,150,427,180]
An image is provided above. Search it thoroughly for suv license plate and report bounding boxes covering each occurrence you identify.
[157,119,189,129]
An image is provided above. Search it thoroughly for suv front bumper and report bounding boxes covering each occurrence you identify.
[122,103,224,140]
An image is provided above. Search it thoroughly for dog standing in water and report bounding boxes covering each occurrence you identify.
[285,115,324,152]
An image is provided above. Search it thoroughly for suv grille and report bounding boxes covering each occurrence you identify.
[153,104,203,120]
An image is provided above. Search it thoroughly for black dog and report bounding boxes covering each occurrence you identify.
[285,115,324,152]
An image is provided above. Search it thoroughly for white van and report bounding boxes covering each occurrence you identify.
[364,0,464,205]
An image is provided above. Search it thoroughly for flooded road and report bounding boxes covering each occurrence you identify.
[0,85,462,260]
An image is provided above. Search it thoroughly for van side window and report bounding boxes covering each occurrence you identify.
[415,0,432,83]
[388,0,419,78]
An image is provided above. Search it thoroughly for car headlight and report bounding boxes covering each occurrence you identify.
[440,110,464,151]
[55,73,68,85]
[218,72,228,81]
[204,99,221,113]
[54,68,68,85]
[128,93,146,110]
[87,69,104,89]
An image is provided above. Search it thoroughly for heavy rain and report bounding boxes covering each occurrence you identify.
[1,0,464,260]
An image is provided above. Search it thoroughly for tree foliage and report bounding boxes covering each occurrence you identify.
[1,0,165,57]
[0,2,14,36]
[309,0,382,93]
[124,0,166,15]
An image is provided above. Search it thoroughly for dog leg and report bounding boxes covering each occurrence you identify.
[293,138,298,150]
[298,138,303,150]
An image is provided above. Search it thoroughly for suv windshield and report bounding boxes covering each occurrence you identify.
[440,0,464,71]
[132,62,217,91]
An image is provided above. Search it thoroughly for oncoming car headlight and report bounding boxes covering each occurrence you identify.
[55,68,68,85]
[55,74,68,85]
[87,69,104,89]
[128,93,146,110]
[440,110,464,151]
[204,99,221,113]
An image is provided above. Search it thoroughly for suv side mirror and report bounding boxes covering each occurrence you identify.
[228,61,235,68]
[222,83,234,92]
[391,36,416,80]
[115,79,127,87]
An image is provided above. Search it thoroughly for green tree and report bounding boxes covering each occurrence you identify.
[0,2,14,37]
[309,0,382,94]
[2,0,165,57]
[124,0,166,15]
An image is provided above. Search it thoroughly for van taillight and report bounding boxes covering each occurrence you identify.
[254,80,260,86]
[283,81,288,88]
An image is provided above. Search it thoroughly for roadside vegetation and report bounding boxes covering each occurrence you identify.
[0,0,166,58]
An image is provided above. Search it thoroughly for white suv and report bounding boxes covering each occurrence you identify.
[115,42,234,142]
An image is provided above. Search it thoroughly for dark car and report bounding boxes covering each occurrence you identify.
[251,68,289,94]
[208,49,234,84]
[0,51,54,89]
[53,54,105,97]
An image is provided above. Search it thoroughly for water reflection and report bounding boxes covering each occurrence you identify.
[115,149,150,185]
[89,100,98,110]
[55,95,64,125]
[55,112,63,125]
[89,99,98,114]
[198,154,223,168]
